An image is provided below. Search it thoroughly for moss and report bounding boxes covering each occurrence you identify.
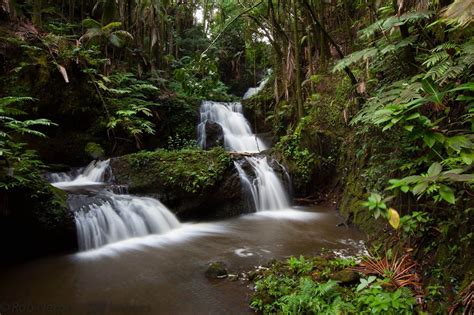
[1,174,76,261]
[113,147,232,195]
[205,261,228,279]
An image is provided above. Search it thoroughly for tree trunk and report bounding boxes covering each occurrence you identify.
[292,0,304,120]
[302,0,357,86]
[32,0,42,26]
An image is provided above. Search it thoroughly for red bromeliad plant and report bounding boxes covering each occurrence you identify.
[353,254,422,290]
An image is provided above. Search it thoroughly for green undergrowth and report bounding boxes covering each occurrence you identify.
[251,255,417,315]
[272,74,351,193]
[112,147,232,194]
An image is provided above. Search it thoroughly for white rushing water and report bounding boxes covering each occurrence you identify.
[49,160,181,250]
[198,85,291,211]
[234,157,290,211]
[198,101,267,153]
[242,77,269,100]
[50,160,111,188]
[75,194,180,250]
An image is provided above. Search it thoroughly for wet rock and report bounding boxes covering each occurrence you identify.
[204,121,224,150]
[110,149,252,221]
[205,261,228,279]
[329,269,360,284]
[0,179,77,262]
[247,270,258,281]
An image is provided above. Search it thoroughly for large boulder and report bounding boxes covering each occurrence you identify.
[204,121,224,150]
[110,147,252,220]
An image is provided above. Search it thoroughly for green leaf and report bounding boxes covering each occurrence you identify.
[439,186,456,204]
[401,185,410,193]
[109,33,123,47]
[102,21,122,32]
[427,162,442,177]
[423,133,436,148]
[461,152,474,165]
[406,112,420,120]
[412,181,428,195]
[82,18,101,29]
[446,135,472,152]
[421,79,444,106]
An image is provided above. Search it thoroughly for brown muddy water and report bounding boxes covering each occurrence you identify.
[0,206,365,315]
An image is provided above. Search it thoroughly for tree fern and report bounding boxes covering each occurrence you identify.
[359,10,434,39]
[333,47,378,72]
[423,39,474,83]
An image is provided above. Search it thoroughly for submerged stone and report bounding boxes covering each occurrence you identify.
[205,261,228,279]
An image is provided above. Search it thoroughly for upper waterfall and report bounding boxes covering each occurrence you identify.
[243,77,269,100]
[197,86,291,211]
[197,101,267,153]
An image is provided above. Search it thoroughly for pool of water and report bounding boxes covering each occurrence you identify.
[0,206,365,315]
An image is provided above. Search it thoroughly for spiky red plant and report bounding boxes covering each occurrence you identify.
[353,254,421,290]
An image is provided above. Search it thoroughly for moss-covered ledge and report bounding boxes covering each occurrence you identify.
[110,147,250,220]
[0,177,77,263]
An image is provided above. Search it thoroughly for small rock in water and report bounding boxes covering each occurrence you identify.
[205,261,228,279]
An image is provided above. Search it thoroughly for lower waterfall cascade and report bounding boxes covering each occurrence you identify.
[74,194,180,250]
[49,160,181,250]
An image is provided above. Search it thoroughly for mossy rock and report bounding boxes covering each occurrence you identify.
[329,269,360,284]
[0,176,77,262]
[205,261,228,279]
[111,147,251,220]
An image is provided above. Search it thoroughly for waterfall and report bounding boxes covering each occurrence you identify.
[234,157,290,211]
[198,93,291,211]
[50,160,111,188]
[49,160,181,251]
[74,194,180,250]
[242,77,269,100]
[197,101,267,153]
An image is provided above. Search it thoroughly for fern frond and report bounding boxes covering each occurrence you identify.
[333,47,378,72]
[359,10,434,39]
[0,96,34,107]
[423,51,450,68]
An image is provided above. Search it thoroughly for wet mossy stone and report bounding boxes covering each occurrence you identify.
[329,269,360,284]
[0,177,77,262]
[205,261,228,279]
[110,148,251,220]
[203,121,224,150]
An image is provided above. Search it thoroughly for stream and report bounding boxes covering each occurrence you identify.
[0,83,366,314]
[0,205,365,315]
